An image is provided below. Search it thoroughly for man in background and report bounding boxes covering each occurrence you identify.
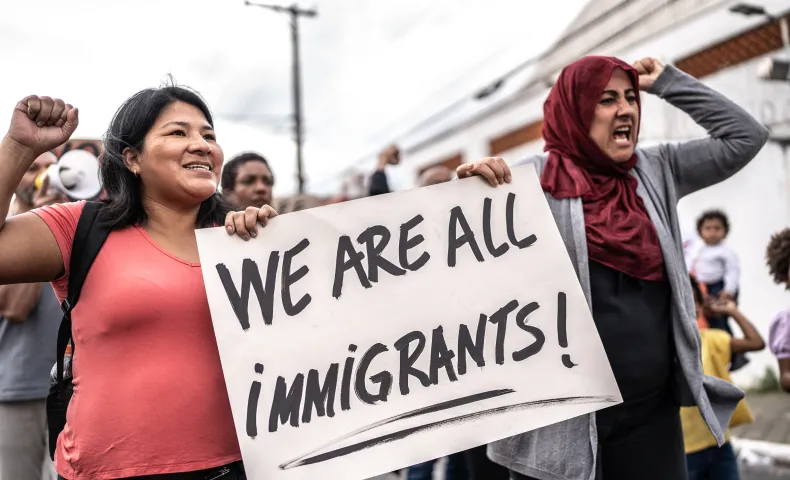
[369,144,454,195]
[221,152,275,210]
[369,145,399,196]
[0,151,66,480]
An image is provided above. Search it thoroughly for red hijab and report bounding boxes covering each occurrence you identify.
[540,56,664,281]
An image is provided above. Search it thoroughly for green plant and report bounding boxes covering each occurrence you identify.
[746,366,781,393]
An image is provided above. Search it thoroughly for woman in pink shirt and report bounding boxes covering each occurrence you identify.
[0,89,277,479]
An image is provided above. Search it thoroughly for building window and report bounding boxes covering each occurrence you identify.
[676,15,787,78]
[418,153,463,178]
[489,119,544,156]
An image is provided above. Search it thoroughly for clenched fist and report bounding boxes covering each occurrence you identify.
[632,57,666,92]
[6,96,79,158]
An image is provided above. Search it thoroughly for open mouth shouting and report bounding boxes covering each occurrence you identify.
[613,125,633,147]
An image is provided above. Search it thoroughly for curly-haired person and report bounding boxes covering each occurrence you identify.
[766,227,790,393]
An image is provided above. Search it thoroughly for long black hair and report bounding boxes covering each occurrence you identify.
[99,83,231,229]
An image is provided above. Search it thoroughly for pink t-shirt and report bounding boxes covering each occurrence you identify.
[33,201,241,479]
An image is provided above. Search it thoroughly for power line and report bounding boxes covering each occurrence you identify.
[306,5,482,138]
[311,0,638,189]
[402,0,734,156]
[245,1,317,194]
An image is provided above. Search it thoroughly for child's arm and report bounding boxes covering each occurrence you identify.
[769,311,790,393]
[710,300,764,353]
[722,246,740,298]
[779,359,790,394]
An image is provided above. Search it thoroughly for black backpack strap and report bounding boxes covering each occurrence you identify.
[55,201,110,385]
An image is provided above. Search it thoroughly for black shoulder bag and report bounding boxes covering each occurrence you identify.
[46,201,110,460]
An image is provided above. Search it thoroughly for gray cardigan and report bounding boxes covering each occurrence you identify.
[487,65,770,480]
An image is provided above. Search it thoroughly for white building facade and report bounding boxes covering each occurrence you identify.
[341,0,790,386]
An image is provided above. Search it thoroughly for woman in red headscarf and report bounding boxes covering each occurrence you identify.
[458,56,768,480]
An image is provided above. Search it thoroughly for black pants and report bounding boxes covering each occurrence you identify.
[511,388,687,480]
[464,445,510,480]
[58,461,245,480]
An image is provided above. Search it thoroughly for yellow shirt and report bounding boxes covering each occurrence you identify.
[680,329,733,454]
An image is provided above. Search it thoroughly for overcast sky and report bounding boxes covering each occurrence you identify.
[0,0,587,196]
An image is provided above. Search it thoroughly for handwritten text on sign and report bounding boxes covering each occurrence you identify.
[196,164,621,480]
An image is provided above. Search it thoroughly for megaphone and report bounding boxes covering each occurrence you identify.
[35,149,102,200]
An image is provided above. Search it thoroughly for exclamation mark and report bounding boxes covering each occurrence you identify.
[246,363,264,438]
[557,292,577,369]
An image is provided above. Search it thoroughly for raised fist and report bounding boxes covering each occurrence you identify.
[632,57,666,92]
[377,144,400,168]
[6,96,79,157]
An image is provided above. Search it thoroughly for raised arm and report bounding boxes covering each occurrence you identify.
[369,145,399,196]
[643,64,769,198]
[710,301,765,354]
[0,96,79,285]
[723,246,740,296]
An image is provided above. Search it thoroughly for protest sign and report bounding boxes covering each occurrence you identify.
[196,163,621,480]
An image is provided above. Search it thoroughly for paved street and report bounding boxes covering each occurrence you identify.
[733,393,790,445]
[741,463,790,479]
[734,392,790,479]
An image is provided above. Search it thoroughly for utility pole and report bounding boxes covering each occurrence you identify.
[245,1,317,194]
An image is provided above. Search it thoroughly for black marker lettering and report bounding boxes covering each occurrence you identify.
[340,345,357,411]
[332,236,371,299]
[457,314,488,375]
[268,373,305,433]
[216,254,280,329]
[447,206,484,267]
[429,326,458,384]
[506,193,537,248]
[354,343,392,404]
[512,302,545,361]
[483,198,509,258]
[282,238,312,317]
[302,364,339,424]
[399,214,430,271]
[557,292,577,368]
[393,331,431,395]
[488,300,519,365]
[246,363,264,438]
[357,226,406,282]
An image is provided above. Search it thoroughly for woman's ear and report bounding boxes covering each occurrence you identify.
[122,147,141,176]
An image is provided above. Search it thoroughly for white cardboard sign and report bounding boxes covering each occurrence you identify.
[196,164,621,480]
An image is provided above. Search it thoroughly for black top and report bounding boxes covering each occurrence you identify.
[369,170,390,196]
[588,260,674,402]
